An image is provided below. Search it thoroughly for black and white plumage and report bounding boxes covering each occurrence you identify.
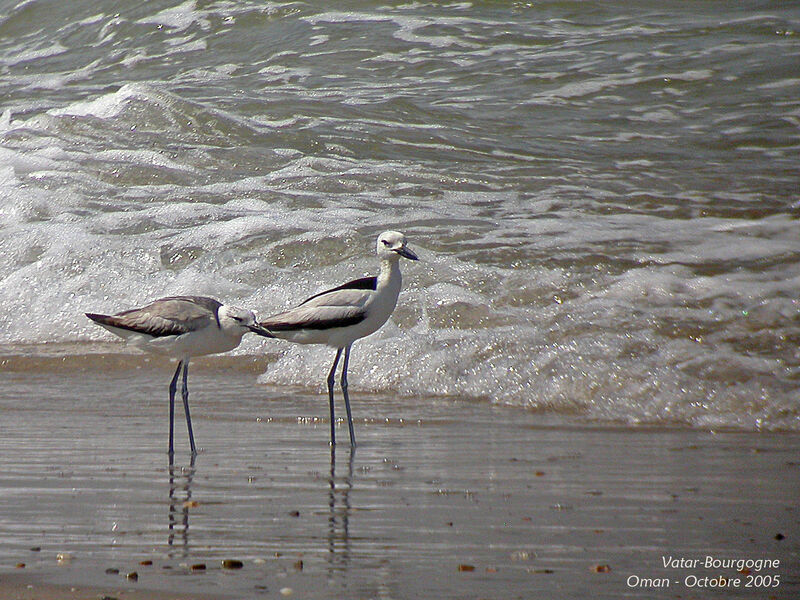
[86,295,272,455]
[258,231,419,447]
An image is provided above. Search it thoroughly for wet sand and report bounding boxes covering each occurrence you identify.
[1,349,799,599]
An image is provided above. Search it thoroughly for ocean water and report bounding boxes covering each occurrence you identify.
[1,0,798,430]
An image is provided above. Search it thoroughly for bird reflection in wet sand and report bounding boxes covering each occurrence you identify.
[167,454,196,558]
[327,445,355,580]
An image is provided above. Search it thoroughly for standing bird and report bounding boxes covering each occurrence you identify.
[258,231,419,447]
[86,296,272,455]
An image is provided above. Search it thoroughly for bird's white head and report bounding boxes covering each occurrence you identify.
[218,305,273,337]
[376,230,419,262]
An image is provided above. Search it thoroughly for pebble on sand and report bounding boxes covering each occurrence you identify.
[221,559,244,569]
[592,564,611,573]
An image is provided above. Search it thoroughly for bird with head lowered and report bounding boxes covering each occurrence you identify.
[86,295,272,455]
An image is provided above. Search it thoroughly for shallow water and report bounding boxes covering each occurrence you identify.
[1,1,799,429]
[1,369,798,599]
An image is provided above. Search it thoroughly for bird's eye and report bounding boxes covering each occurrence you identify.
[382,240,390,246]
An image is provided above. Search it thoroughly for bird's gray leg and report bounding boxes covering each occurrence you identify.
[168,361,183,456]
[181,361,197,455]
[341,345,356,447]
[327,348,343,446]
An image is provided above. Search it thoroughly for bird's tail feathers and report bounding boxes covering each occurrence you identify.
[85,312,114,326]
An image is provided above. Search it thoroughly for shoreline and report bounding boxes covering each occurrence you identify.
[3,343,797,434]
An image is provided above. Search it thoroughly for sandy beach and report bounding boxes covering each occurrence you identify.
[1,347,798,599]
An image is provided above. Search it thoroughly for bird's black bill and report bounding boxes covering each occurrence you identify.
[248,324,275,338]
[395,246,419,260]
